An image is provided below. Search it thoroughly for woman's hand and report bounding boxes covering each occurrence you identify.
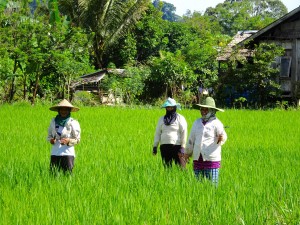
[50,138,56,144]
[152,147,157,155]
[178,147,185,157]
[183,154,190,160]
[60,138,70,145]
[217,134,223,144]
[179,153,190,166]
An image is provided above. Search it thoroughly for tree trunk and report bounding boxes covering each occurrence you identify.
[8,60,19,102]
[165,85,168,98]
[23,75,27,100]
[32,72,40,105]
[9,76,15,102]
[66,76,71,100]
[94,37,104,69]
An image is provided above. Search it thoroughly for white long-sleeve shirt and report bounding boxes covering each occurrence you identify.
[186,117,227,161]
[47,118,81,156]
[153,114,187,148]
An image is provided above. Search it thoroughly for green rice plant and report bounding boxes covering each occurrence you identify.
[0,105,299,224]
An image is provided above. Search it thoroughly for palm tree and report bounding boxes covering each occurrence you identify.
[59,0,150,69]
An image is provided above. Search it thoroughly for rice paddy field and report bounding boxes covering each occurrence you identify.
[0,104,299,225]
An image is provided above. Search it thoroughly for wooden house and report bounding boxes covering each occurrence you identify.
[70,68,125,103]
[218,6,300,104]
[217,30,258,62]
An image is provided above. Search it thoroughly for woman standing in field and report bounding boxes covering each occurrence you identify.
[153,97,187,168]
[185,97,227,186]
[47,99,81,174]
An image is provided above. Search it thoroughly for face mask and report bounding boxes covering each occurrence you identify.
[202,112,212,120]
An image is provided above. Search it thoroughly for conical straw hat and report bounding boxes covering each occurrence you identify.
[49,99,80,112]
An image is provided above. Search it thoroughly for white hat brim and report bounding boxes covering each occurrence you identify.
[196,104,224,112]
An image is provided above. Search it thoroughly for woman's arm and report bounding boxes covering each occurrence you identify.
[185,121,196,156]
[216,120,227,145]
[153,117,163,147]
[67,120,81,146]
[179,115,188,148]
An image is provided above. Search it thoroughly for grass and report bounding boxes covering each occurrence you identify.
[0,105,299,224]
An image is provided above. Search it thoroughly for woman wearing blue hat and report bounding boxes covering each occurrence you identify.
[185,97,227,186]
[152,97,187,168]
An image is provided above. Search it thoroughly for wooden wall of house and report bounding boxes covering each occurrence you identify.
[276,18,300,39]
[256,16,300,101]
[297,39,300,82]
[294,39,300,103]
[276,14,300,97]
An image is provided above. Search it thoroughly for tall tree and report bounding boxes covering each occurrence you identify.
[58,0,150,69]
[0,1,43,102]
[146,50,194,99]
[153,0,180,22]
[105,3,169,66]
[205,0,287,36]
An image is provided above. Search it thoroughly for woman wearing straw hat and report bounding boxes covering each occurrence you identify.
[185,97,227,186]
[152,97,187,168]
[47,99,81,174]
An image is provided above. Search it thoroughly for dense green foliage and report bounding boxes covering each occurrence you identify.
[58,0,149,68]
[0,2,94,103]
[205,0,287,36]
[218,43,285,107]
[153,0,181,22]
[0,105,299,224]
[0,0,290,106]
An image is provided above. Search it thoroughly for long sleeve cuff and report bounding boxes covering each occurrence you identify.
[67,138,80,146]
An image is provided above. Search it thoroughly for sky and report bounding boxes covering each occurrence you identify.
[164,0,300,16]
